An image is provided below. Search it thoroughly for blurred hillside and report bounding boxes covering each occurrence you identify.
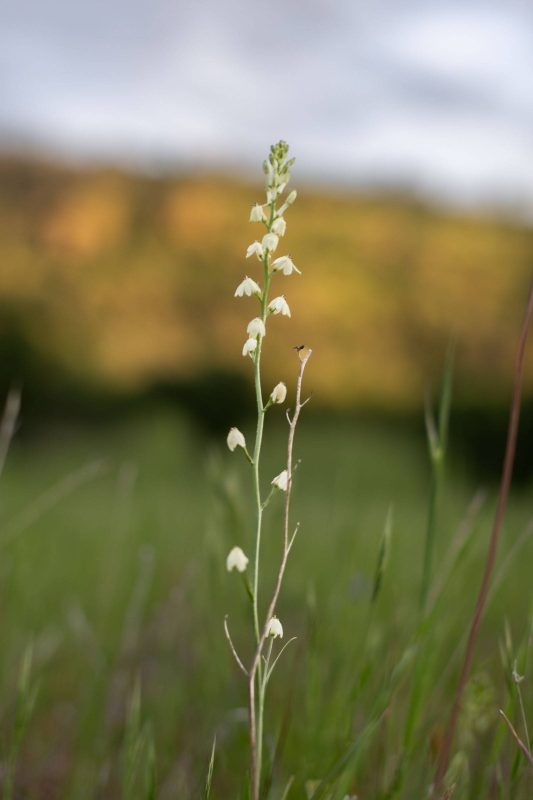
[1,156,532,417]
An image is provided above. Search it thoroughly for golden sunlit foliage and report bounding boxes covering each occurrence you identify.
[1,158,532,409]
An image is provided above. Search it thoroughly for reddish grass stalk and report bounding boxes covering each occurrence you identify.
[434,273,533,791]
[0,385,21,478]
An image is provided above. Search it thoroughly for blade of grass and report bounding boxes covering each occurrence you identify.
[389,346,455,797]
[371,506,393,605]
[143,730,157,800]
[204,735,217,800]
[278,775,294,800]
[420,340,455,614]
[122,678,143,800]
[2,644,38,800]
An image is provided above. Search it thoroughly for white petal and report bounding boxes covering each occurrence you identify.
[249,204,266,223]
[226,546,249,572]
[266,616,284,638]
[227,427,246,451]
[246,241,264,259]
[268,296,291,317]
[271,217,286,236]
[271,469,288,491]
[270,382,287,404]
[271,256,301,276]
[262,233,279,253]
[235,276,261,297]
[247,317,266,338]
[242,338,258,357]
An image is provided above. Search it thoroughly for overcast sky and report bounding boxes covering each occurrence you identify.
[2,0,533,209]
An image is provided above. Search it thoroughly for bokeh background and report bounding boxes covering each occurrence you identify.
[1,1,533,797]
[2,0,533,436]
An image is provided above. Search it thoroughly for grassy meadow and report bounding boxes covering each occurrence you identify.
[0,156,532,798]
[0,405,532,798]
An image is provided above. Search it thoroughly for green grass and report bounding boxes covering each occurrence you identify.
[0,409,532,798]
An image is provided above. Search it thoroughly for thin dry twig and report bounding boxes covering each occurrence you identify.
[224,616,248,677]
[499,709,533,768]
[434,274,533,791]
[249,348,312,800]
[512,667,531,761]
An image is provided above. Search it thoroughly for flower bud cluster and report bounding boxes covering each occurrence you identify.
[233,141,300,369]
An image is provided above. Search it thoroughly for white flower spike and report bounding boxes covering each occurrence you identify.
[242,338,258,357]
[268,296,291,317]
[271,255,301,276]
[271,469,289,491]
[266,616,284,638]
[235,276,261,298]
[249,204,266,223]
[247,318,266,339]
[271,217,286,236]
[246,241,264,260]
[270,382,287,404]
[226,546,249,573]
[262,233,279,253]
[227,427,246,452]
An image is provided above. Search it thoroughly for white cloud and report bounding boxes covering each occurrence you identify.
[1,1,532,209]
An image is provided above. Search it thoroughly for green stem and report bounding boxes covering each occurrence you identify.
[419,452,442,614]
[252,346,265,645]
[250,201,276,800]
[256,640,274,797]
[251,203,275,644]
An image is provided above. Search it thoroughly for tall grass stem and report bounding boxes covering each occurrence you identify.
[434,273,533,791]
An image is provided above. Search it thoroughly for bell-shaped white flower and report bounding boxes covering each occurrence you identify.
[226,546,249,573]
[271,469,288,491]
[270,382,287,404]
[249,204,266,223]
[266,616,284,638]
[262,232,279,253]
[247,317,266,339]
[268,296,291,317]
[242,338,258,357]
[246,241,264,260]
[235,276,261,298]
[266,188,277,204]
[271,255,301,276]
[271,217,286,236]
[227,427,246,452]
